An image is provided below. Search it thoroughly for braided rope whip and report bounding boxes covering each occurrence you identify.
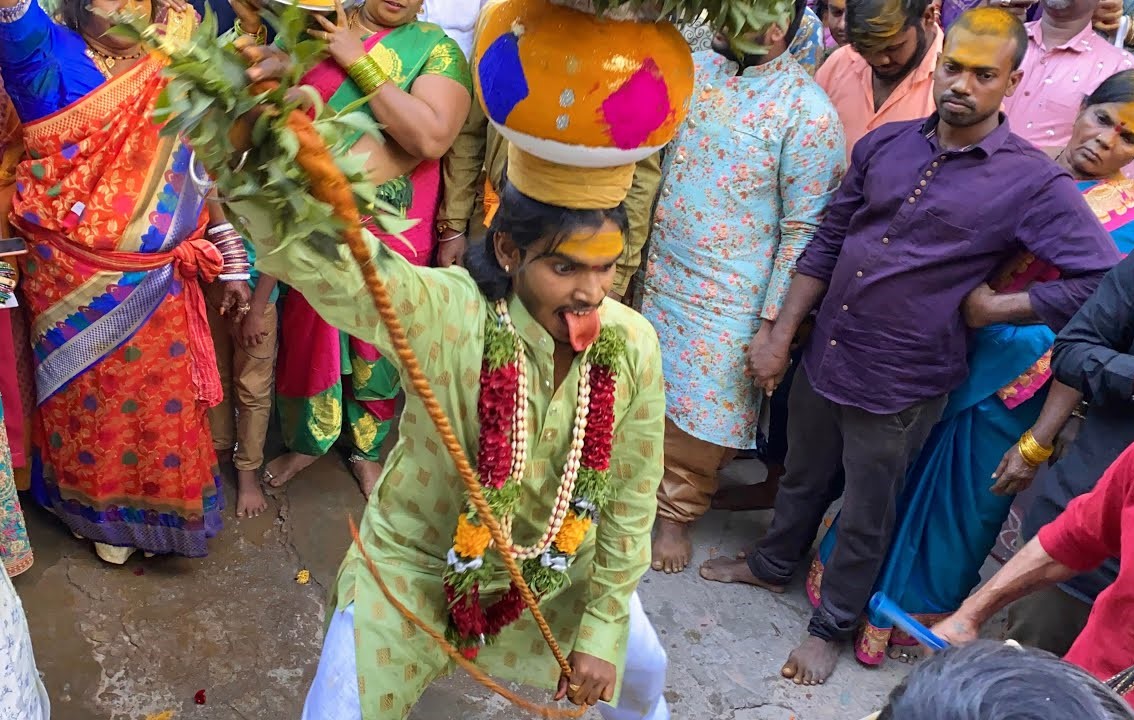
[275,106,588,716]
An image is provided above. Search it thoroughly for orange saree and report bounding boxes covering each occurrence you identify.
[10,14,225,557]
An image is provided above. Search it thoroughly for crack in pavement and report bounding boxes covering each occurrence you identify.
[730,701,799,718]
[64,559,103,603]
[274,493,328,598]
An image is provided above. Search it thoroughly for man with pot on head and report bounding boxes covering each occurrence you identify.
[434,0,663,303]
[227,0,697,717]
[642,0,846,574]
[700,7,1118,687]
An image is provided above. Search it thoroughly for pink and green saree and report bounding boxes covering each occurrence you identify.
[275,21,470,461]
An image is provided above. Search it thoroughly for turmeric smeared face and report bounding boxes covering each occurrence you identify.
[934,20,1022,128]
[502,222,625,352]
[1067,101,1134,179]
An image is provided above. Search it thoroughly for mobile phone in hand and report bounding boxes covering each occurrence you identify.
[0,238,28,257]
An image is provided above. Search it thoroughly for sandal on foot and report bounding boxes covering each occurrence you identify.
[95,543,136,565]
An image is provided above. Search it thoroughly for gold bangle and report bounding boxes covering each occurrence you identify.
[347,54,389,95]
[1017,429,1054,467]
[233,18,267,44]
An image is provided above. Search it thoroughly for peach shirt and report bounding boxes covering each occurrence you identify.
[815,30,944,162]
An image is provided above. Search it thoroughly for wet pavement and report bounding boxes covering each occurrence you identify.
[13,456,936,720]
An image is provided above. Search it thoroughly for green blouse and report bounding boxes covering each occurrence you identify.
[252,227,665,715]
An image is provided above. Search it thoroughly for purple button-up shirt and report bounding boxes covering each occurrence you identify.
[798,115,1120,414]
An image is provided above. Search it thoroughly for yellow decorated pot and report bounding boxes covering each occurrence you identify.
[474,0,694,168]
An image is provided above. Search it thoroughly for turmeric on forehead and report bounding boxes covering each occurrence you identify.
[1113,102,1134,129]
[943,8,1019,67]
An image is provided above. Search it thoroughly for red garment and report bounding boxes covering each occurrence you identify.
[1039,442,1134,693]
[0,309,25,467]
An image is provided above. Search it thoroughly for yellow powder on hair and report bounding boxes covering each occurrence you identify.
[855,0,908,53]
[954,6,1017,35]
[943,26,1014,68]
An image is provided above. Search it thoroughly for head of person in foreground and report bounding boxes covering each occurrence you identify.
[877,640,1134,720]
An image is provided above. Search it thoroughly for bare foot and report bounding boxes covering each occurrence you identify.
[698,556,785,593]
[262,452,319,489]
[651,518,693,573]
[236,469,269,518]
[781,635,840,685]
[349,456,382,499]
[711,465,784,511]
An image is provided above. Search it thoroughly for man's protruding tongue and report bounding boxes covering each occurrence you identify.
[563,310,601,352]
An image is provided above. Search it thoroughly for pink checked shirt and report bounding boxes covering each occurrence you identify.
[1003,21,1134,151]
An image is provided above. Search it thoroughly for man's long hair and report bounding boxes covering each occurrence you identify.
[465,182,630,302]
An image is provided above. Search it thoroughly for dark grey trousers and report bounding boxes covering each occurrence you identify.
[1006,586,1093,656]
[748,367,946,641]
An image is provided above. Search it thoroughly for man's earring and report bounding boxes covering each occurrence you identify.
[504,264,511,273]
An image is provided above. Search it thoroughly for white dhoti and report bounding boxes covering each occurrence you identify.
[302,592,669,720]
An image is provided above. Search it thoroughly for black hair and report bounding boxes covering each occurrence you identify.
[816,0,830,19]
[465,182,630,302]
[1084,69,1134,108]
[950,8,1029,71]
[878,641,1134,720]
[60,0,93,32]
[846,0,932,52]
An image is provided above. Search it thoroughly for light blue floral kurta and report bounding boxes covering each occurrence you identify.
[640,51,846,449]
[1,568,49,720]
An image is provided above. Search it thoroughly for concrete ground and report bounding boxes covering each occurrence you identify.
[14,455,966,720]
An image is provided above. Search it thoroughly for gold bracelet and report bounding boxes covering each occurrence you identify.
[233,18,267,44]
[347,54,389,95]
[1017,429,1054,467]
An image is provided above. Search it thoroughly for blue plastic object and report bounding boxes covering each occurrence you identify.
[868,593,950,652]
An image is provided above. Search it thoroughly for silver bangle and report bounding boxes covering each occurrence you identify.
[0,0,33,24]
[219,273,252,282]
[438,231,466,243]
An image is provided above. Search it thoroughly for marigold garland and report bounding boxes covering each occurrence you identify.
[441,301,624,659]
[453,515,493,558]
[553,513,593,557]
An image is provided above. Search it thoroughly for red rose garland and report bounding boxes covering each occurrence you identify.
[442,307,623,659]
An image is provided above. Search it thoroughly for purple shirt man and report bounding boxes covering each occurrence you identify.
[800,114,1118,415]
[699,5,1117,691]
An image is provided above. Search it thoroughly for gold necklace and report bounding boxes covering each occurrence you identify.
[84,41,144,79]
[348,7,381,32]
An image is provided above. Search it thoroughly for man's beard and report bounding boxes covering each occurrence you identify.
[937,93,997,128]
[872,24,927,82]
[1043,0,1073,10]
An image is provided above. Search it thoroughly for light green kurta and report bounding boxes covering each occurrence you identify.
[254,228,666,719]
